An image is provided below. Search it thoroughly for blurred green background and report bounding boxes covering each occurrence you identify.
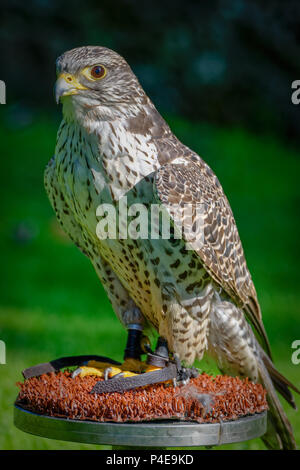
[0,0,299,450]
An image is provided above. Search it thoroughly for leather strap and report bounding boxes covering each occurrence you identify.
[22,355,192,394]
[90,362,178,394]
[22,355,121,379]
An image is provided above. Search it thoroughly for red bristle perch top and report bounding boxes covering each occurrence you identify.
[16,371,268,423]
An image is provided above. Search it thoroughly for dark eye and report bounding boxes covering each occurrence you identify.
[91,65,106,79]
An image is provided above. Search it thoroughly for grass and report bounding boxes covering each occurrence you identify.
[0,108,299,449]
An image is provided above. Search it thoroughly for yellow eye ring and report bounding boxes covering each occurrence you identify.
[82,65,107,81]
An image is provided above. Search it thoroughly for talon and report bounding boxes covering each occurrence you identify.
[71,368,82,379]
[104,367,112,380]
[103,366,139,380]
[104,366,123,379]
[71,360,144,380]
[71,360,124,379]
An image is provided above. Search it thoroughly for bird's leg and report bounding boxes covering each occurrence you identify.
[72,307,150,379]
[121,323,151,373]
[145,337,198,384]
[105,306,151,376]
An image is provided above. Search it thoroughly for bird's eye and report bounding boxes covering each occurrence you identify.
[90,65,106,79]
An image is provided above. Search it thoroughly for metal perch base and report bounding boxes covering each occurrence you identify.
[14,404,267,448]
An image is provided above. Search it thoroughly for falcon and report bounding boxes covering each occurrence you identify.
[45,46,299,449]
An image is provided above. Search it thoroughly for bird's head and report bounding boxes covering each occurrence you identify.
[55,46,147,122]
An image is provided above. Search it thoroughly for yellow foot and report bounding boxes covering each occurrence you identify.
[71,358,147,379]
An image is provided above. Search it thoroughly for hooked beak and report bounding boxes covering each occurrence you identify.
[55,73,88,104]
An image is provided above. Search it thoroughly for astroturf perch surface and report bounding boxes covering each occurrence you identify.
[0,111,299,449]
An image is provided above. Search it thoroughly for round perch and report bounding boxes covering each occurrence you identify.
[15,370,268,448]
[14,404,267,447]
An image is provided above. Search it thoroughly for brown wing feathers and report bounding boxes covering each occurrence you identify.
[155,157,272,357]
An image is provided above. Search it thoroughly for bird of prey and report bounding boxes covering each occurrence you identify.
[45,46,299,449]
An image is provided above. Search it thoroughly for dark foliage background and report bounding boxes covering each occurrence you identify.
[1,0,300,144]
